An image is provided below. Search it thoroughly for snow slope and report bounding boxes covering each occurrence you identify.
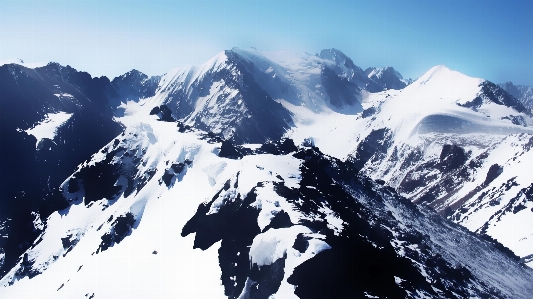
[0,61,124,278]
[1,96,533,298]
[0,103,230,298]
[23,112,73,147]
[142,50,293,143]
[345,65,533,267]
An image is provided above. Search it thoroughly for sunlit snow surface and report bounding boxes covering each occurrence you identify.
[0,96,532,298]
[2,51,533,297]
[108,57,533,271]
[24,112,73,147]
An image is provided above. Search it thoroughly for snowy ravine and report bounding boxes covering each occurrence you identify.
[0,99,532,298]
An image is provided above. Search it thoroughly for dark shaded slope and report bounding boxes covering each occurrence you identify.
[0,63,122,277]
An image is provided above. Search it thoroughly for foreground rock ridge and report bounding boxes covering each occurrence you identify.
[0,48,532,298]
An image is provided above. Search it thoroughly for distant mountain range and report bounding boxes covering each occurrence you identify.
[1,48,532,298]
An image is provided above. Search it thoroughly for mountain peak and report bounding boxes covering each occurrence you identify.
[2,47,533,298]
[364,66,409,90]
[126,69,145,76]
[319,48,348,60]
[416,65,477,86]
[0,58,24,65]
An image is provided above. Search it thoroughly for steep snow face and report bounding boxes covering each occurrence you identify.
[365,65,532,141]
[366,67,403,80]
[234,48,329,112]
[1,105,533,298]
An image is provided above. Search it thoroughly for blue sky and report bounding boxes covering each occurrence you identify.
[1,0,532,86]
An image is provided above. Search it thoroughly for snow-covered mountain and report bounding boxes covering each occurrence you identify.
[0,58,47,69]
[0,61,124,277]
[110,69,161,109]
[2,48,533,297]
[339,66,533,268]
[138,47,414,145]
[1,107,532,298]
[499,81,533,112]
[365,66,412,90]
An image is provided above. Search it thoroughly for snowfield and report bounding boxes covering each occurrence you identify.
[23,112,73,147]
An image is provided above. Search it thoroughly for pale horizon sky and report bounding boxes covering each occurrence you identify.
[1,0,532,86]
